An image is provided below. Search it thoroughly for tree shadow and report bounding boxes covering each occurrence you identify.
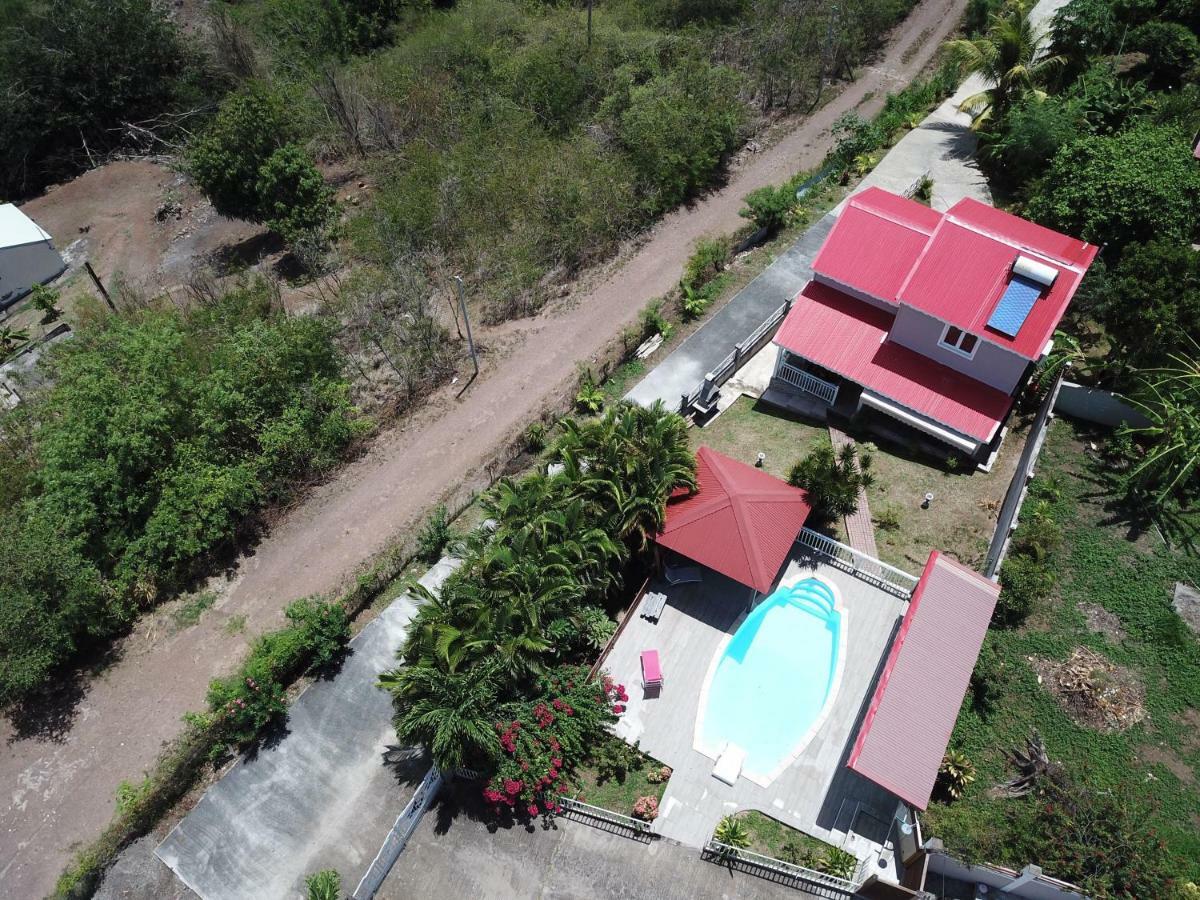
[383,744,429,790]
[207,231,283,275]
[5,642,122,744]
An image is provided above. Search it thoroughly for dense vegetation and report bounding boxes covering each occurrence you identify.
[380,402,695,809]
[0,281,365,706]
[926,423,1200,897]
[950,0,1200,509]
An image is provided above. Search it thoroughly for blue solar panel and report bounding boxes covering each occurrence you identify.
[987,274,1043,337]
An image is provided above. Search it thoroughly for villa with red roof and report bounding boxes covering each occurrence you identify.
[770,187,1098,461]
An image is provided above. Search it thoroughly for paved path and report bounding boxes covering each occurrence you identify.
[626,212,837,410]
[155,558,458,900]
[0,2,967,895]
[381,788,821,900]
[828,426,880,558]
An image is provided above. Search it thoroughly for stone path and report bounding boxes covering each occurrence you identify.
[828,426,879,559]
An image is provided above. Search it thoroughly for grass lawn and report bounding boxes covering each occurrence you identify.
[692,396,830,481]
[860,418,1029,573]
[922,418,1200,892]
[570,744,670,820]
[736,810,841,863]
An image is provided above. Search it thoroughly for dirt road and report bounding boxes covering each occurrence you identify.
[0,2,965,895]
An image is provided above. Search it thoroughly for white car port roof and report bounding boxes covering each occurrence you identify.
[0,204,53,249]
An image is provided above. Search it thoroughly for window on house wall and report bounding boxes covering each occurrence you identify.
[940,325,978,357]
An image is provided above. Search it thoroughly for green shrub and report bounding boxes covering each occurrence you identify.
[524,421,548,453]
[255,144,335,245]
[415,505,453,564]
[639,301,674,341]
[739,184,795,234]
[996,553,1054,627]
[591,733,646,784]
[615,61,744,212]
[818,846,857,879]
[682,236,732,291]
[305,868,342,900]
[714,814,751,848]
[575,375,605,414]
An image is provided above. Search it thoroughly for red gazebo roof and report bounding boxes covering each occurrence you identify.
[655,446,812,593]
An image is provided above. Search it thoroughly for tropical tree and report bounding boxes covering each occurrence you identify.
[714,814,751,848]
[788,443,873,525]
[943,0,1065,128]
[380,658,504,771]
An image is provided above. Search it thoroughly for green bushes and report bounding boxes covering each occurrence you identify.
[740,184,797,235]
[197,598,350,752]
[188,86,334,246]
[1026,123,1200,254]
[615,61,745,212]
[0,281,364,707]
[996,500,1061,627]
[0,0,214,196]
[415,505,455,564]
[679,237,733,320]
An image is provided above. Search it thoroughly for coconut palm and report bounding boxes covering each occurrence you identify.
[380,658,503,771]
[943,0,1065,129]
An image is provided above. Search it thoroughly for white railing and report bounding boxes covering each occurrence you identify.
[352,766,444,899]
[561,796,655,838]
[702,840,859,894]
[797,527,920,599]
[776,362,840,406]
[681,298,793,414]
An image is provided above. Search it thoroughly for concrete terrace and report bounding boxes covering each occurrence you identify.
[604,548,908,869]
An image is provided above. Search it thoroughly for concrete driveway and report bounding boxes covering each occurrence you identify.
[381,787,824,900]
[155,559,457,900]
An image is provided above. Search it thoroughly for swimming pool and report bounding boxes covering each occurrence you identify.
[695,576,846,786]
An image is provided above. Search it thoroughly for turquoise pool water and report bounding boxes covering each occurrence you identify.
[699,578,843,782]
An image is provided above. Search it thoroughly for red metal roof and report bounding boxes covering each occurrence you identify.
[812,189,940,302]
[847,551,999,810]
[773,281,1013,442]
[812,189,1098,360]
[898,202,1098,360]
[655,446,812,594]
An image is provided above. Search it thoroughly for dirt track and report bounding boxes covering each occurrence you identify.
[0,2,966,895]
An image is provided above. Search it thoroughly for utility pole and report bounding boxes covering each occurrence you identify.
[453,275,479,382]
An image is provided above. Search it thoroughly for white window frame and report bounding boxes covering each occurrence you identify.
[939,324,979,359]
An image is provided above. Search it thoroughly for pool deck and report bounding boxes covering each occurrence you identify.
[605,549,909,875]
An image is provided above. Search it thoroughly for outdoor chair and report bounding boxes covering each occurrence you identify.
[641,649,663,693]
[712,743,746,786]
[664,563,702,586]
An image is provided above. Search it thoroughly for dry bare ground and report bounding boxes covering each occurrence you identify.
[0,2,966,894]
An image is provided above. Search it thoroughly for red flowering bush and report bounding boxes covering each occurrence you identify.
[482,665,625,820]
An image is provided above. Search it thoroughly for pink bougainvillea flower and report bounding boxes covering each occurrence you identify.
[527,803,539,817]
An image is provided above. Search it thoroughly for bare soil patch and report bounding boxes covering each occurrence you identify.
[1138,744,1197,787]
[1031,647,1147,733]
[1078,602,1127,643]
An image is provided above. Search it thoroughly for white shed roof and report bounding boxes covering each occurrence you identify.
[0,204,53,249]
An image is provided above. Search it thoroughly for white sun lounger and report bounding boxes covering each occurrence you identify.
[712,743,746,786]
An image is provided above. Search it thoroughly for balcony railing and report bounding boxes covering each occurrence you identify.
[777,362,840,406]
[702,839,860,894]
[796,527,920,599]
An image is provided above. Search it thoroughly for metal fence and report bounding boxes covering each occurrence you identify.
[702,839,859,895]
[680,296,793,414]
[983,367,1067,579]
[796,527,920,598]
[352,766,444,899]
[560,796,655,841]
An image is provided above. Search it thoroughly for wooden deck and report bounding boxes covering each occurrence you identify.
[606,551,907,869]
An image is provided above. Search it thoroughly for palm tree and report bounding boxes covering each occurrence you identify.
[379,658,503,771]
[1122,351,1200,508]
[943,0,1065,129]
[0,325,30,356]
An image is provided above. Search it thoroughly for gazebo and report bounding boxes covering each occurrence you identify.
[655,446,813,594]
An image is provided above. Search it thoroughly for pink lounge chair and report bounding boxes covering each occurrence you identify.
[641,649,663,690]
